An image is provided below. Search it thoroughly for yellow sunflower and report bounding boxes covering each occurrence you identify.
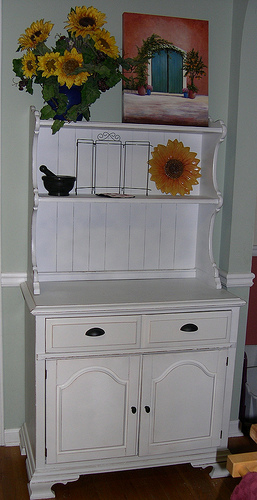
[18,19,54,50]
[37,52,60,78]
[92,29,119,59]
[148,139,201,196]
[65,6,106,37]
[21,51,37,78]
[55,48,90,89]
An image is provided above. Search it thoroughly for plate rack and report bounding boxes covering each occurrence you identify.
[75,133,152,196]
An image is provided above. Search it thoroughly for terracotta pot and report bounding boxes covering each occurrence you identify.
[188,90,196,99]
[137,86,146,96]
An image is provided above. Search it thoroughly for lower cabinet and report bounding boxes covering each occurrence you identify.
[20,279,243,499]
[46,349,228,464]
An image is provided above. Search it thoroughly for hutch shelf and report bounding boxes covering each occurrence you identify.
[20,107,244,499]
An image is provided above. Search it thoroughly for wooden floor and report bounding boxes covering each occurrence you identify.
[1,437,256,500]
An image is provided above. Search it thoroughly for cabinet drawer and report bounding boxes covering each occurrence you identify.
[142,311,231,347]
[46,316,141,352]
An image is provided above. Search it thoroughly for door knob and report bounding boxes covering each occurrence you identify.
[144,405,151,413]
[131,406,137,414]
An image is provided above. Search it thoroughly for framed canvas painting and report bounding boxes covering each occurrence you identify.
[122,12,208,127]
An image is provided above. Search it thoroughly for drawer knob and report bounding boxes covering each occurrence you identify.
[144,406,151,413]
[131,406,137,414]
[180,323,198,332]
[85,327,106,337]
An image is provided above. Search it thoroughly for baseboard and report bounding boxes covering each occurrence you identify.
[1,273,27,287]
[4,428,20,446]
[228,420,244,438]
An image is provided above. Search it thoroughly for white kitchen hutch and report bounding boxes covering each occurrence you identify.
[20,107,244,499]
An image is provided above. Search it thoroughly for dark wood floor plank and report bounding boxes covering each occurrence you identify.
[0,440,252,500]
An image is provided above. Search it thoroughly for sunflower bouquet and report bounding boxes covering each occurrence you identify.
[13,6,130,133]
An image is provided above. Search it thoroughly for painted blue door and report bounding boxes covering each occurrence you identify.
[152,49,183,93]
[151,50,168,93]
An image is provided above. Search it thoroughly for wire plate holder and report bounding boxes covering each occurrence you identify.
[75,131,152,196]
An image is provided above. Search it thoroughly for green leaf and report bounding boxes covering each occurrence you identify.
[55,94,68,115]
[25,79,34,95]
[65,105,78,121]
[34,41,51,56]
[82,106,90,121]
[106,72,121,89]
[40,104,56,120]
[12,58,24,79]
[51,119,64,134]
[42,84,56,102]
[97,66,111,78]
[81,81,101,106]
[55,37,68,55]
[81,50,96,65]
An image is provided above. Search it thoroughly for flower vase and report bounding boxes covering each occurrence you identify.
[48,85,83,121]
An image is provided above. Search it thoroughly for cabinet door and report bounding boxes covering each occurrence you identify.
[46,355,140,463]
[139,349,227,456]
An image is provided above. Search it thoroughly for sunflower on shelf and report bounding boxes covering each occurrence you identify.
[13,6,131,133]
[148,139,201,196]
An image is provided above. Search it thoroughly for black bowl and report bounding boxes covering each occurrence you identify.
[42,175,76,196]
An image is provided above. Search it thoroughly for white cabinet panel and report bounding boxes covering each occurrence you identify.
[46,315,141,352]
[73,203,90,271]
[88,202,107,271]
[174,204,198,270]
[139,350,227,456]
[46,355,140,463]
[142,310,231,347]
[36,202,58,272]
[128,203,147,270]
[56,203,74,272]
[159,204,176,269]
[105,202,131,270]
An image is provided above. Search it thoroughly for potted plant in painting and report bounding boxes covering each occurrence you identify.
[187,83,198,99]
[130,34,176,95]
[182,87,189,98]
[183,48,207,99]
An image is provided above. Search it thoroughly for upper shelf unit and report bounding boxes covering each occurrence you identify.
[31,107,226,202]
[29,107,226,295]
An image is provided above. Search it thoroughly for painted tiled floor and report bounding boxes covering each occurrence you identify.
[123,91,209,127]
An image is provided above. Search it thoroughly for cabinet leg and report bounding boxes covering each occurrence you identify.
[28,480,56,499]
[208,461,230,478]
